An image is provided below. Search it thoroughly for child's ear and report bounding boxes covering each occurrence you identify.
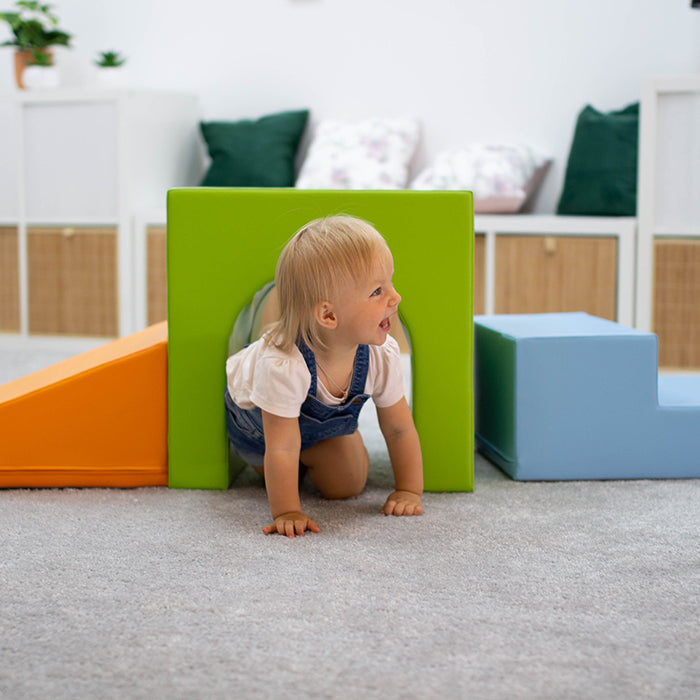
[315,301,337,329]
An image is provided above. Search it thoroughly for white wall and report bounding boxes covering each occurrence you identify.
[2,0,699,212]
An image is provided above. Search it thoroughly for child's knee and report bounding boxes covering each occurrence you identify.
[306,433,369,499]
[320,464,367,499]
[319,475,366,500]
[336,447,369,498]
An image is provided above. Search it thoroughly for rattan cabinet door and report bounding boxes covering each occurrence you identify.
[494,235,618,321]
[653,239,700,369]
[146,226,167,326]
[27,227,118,336]
[0,227,20,332]
[473,233,485,315]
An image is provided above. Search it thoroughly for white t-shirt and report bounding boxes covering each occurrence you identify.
[226,335,405,418]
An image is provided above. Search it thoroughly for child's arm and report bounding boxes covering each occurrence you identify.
[376,397,424,516]
[260,410,320,538]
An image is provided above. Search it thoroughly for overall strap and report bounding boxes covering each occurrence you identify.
[347,345,370,395]
[296,338,317,395]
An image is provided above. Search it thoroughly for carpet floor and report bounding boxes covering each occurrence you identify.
[0,340,698,699]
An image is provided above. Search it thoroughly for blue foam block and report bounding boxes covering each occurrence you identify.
[474,312,700,480]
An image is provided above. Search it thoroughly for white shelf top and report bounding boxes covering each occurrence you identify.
[0,87,197,105]
[645,75,700,92]
[474,214,637,236]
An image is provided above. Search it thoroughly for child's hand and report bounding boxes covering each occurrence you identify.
[382,490,423,516]
[263,511,321,538]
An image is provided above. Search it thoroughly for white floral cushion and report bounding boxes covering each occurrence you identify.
[410,144,551,213]
[296,118,420,189]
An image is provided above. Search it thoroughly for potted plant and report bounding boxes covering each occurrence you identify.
[22,44,58,88]
[94,49,127,87]
[0,1,71,89]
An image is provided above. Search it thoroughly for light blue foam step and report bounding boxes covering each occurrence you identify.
[474,312,700,480]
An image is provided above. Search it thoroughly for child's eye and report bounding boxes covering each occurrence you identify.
[370,287,382,297]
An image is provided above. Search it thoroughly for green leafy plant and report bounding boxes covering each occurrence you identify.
[95,50,126,68]
[29,45,52,64]
[0,1,71,52]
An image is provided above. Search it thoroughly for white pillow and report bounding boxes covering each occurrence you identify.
[410,144,551,213]
[296,118,420,189]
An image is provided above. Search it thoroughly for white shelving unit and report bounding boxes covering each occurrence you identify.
[474,215,637,327]
[0,88,202,338]
[636,76,700,333]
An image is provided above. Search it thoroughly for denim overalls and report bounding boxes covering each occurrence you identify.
[225,340,371,466]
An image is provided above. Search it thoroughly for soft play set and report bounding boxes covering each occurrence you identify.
[2,189,698,489]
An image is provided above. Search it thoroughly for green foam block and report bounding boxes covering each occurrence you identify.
[167,189,474,492]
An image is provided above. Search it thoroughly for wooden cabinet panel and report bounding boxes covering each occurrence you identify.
[474,233,485,315]
[0,103,18,219]
[27,227,118,336]
[24,103,118,220]
[495,235,618,321]
[0,227,20,331]
[147,226,167,326]
[653,239,700,368]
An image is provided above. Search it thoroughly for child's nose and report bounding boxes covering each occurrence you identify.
[390,287,401,306]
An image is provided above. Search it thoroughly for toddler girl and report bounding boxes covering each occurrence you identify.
[225,215,423,538]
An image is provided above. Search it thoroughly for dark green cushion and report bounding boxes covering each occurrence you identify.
[556,103,639,216]
[199,110,309,187]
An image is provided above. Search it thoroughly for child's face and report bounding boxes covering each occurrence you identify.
[332,248,401,347]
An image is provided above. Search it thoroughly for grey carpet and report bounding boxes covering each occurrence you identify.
[0,342,698,699]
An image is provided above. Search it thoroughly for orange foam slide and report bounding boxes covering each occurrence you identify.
[0,322,168,488]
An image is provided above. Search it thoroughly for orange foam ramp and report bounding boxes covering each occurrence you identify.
[0,322,168,488]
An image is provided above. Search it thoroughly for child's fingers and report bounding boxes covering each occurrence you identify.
[262,520,291,536]
[400,502,420,516]
[262,519,296,537]
[403,502,423,516]
[383,497,408,515]
[393,501,406,515]
[382,497,423,517]
[262,515,320,537]
[293,517,320,536]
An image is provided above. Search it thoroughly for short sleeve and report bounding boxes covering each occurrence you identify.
[368,336,406,408]
[249,355,310,418]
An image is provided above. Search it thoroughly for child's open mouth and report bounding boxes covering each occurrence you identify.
[380,317,391,332]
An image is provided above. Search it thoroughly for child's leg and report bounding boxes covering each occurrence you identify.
[301,431,369,499]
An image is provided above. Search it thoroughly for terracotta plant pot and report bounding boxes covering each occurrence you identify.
[14,48,53,90]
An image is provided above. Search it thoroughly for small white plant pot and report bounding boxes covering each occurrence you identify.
[23,65,59,90]
[96,67,128,88]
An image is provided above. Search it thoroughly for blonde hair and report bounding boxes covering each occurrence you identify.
[266,215,389,353]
